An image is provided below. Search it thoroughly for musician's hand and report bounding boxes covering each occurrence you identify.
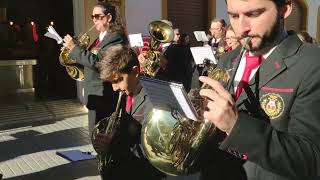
[138,52,147,64]
[138,52,147,72]
[93,133,113,154]
[63,34,76,51]
[199,76,238,134]
[159,55,168,69]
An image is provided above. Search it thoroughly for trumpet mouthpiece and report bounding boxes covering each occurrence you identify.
[243,37,252,45]
[240,37,252,51]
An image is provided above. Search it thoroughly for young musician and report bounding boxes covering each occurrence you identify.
[96,44,165,180]
[63,2,127,135]
[200,0,320,179]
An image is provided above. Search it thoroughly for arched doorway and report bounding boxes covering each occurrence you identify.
[285,0,307,32]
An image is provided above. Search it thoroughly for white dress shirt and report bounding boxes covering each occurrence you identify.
[99,31,107,42]
[233,47,277,93]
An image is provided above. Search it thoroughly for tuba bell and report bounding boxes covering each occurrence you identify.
[59,25,95,81]
[141,37,252,176]
[142,20,174,77]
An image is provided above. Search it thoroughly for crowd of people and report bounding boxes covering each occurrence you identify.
[62,0,320,180]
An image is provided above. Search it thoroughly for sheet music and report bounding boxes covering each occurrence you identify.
[128,33,144,47]
[190,46,217,65]
[193,31,209,42]
[140,76,198,121]
[44,26,63,44]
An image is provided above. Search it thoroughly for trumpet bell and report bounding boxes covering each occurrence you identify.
[65,66,84,81]
[58,33,90,81]
[149,20,174,44]
[141,108,214,176]
[59,48,84,81]
[59,48,71,65]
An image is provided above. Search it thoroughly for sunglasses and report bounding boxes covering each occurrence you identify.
[91,14,105,20]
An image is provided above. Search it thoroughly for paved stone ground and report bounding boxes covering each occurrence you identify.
[0,99,101,180]
[0,99,200,180]
[0,115,101,180]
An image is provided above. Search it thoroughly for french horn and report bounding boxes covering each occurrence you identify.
[91,91,124,171]
[141,37,252,175]
[59,25,96,81]
[141,68,230,175]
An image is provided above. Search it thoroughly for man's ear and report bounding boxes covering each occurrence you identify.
[106,13,113,23]
[281,1,293,19]
[132,66,140,77]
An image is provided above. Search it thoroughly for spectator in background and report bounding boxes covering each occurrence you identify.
[207,18,227,51]
[197,18,227,77]
[224,25,240,52]
[173,28,181,43]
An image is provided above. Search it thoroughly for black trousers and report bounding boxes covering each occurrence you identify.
[100,152,164,180]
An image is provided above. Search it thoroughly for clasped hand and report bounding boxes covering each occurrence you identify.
[199,76,238,134]
[63,34,76,51]
[93,133,113,154]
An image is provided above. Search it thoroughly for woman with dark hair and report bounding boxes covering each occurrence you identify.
[63,1,127,146]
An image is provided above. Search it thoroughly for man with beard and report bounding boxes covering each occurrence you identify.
[198,0,320,180]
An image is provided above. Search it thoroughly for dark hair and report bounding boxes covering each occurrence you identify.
[94,2,125,34]
[211,18,226,28]
[225,0,289,9]
[272,0,288,8]
[96,2,116,22]
[177,33,190,46]
[298,31,314,43]
[98,44,139,82]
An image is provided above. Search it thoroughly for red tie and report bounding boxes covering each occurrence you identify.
[88,39,101,50]
[94,39,101,46]
[235,52,263,99]
[126,95,133,113]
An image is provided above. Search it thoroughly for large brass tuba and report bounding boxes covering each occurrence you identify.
[91,91,124,171]
[59,25,95,81]
[142,20,174,77]
[141,37,252,176]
